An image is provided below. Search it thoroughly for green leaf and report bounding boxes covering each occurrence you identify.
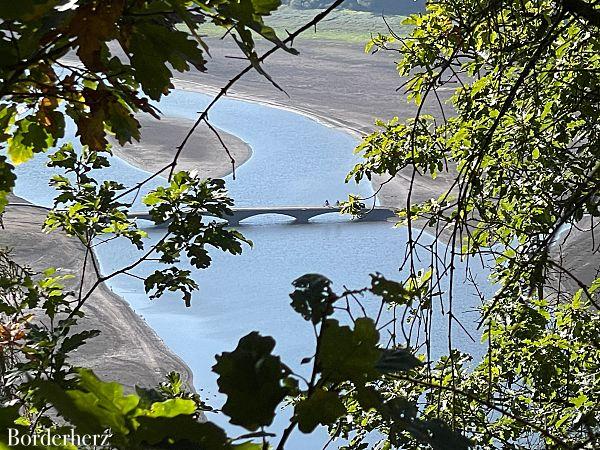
[370,273,414,305]
[36,369,139,435]
[60,330,101,353]
[318,318,381,383]
[356,386,383,410]
[570,393,588,409]
[470,76,488,97]
[129,23,206,100]
[0,407,27,450]
[0,0,57,21]
[423,419,473,450]
[213,332,291,431]
[145,398,196,418]
[376,348,423,373]
[68,0,122,68]
[250,0,281,15]
[7,135,34,165]
[0,156,16,213]
[105,98,141,145]
[133,416,230,449]
[290,274,336,324]
[295,389,346,433]
[76,369,140,417]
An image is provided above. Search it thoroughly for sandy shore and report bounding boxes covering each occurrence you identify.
[0,199,194,391]
[112,116,251,180]
[551,220,600,295]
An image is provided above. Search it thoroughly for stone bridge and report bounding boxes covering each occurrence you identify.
[8,203,397,226]
[131,206,397,225]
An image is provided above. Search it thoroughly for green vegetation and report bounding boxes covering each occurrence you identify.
[282,0,424,15]
[269,6,410,42]
[346,0,600,447]
[200,6,411,43]
[1,0,600,449]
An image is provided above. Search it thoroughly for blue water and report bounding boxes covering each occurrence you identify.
[13,90,491,449]
[14,92,373,208]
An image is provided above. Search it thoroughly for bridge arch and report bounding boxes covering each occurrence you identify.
[307,211,354,224]
[236,213,298,226]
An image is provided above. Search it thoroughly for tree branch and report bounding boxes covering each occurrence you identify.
[562,0,600,27]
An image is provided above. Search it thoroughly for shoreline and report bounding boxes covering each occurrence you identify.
[112,115,252,181]
[168,37,458,212]
[173,79,365,140]
[0,200,196,392]
[169,79,455,242]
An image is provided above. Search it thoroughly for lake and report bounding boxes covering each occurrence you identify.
[14,90,491,449]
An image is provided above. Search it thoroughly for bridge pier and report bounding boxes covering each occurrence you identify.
[293,212,312,224]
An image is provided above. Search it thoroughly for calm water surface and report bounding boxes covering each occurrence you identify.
[14,90,491,448]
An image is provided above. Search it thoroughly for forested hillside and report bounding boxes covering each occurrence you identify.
[283,0,425,15]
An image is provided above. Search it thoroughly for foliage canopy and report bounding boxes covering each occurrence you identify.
[1,0,600,449]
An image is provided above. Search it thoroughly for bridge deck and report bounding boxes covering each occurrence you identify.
[8,203,397,226]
